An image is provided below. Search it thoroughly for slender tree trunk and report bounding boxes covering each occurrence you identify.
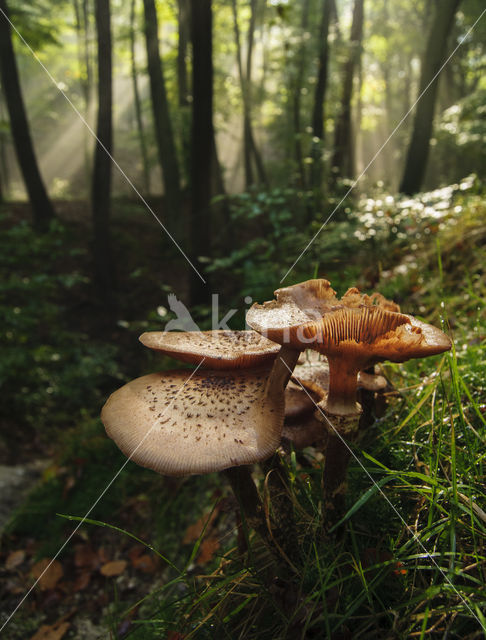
[189,0,214,305]
[399,0,461,195]
[129,0,150,193]
[331,0,364,182]
[73,0,94,193]
[142,0,182,236]
[0,90,9,200]
[177,0,191,182]
[309,0,333,196]
[232,0,266,188]
[292,0,310,189]
[91,0,115,307]
[0,0,55,231]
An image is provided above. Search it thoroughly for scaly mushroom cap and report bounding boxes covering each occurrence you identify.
[248,279,451,415]
[101,368,285,476]
[139,330,280,369]
[284,380,319,422]
[292,358,388,392]
[247,279,451,367]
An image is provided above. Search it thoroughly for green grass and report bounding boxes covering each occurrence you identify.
[2,179,485,638]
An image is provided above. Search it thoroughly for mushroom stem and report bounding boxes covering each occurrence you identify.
[261,453,300,565]
[325,357,362,416]
[265,344,301,400]
[224,466,269,545]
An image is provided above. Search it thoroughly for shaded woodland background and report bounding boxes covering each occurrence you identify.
[0,0,485,638]
[0,0,484,308]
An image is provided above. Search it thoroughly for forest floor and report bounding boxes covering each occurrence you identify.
[0,180,485,639]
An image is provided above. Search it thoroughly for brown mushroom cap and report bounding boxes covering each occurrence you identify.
[101,367,285,476]
[247,279,451,367]
[247,279,451,415]
[284,380,319,422]
[292,357,387,390]
[282,414,327,449]
[139,330,280,369]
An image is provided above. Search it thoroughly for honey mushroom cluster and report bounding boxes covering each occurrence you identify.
[101,279,452,536]
[101,329,300,543]
[247,279,452,519]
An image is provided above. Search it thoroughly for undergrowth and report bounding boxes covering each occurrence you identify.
[1,177,485,638]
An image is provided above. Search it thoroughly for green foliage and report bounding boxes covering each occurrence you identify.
[208,187,313,304]
[430,89,486,185]
[0,214,122,438]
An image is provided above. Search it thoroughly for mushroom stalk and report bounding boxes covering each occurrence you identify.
[265,344,301,400]
[224,466,270,547]
[325,357,362,417]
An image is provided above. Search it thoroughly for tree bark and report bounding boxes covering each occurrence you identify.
[177,0,191,182]
[399,0,461,195]
[309,0,333,195]
[292,0,310,189]
[0,0,55,231]
[189,0,213,305]
[143,0,182,235]
[232,0,266,188]
[129,0,150,193]
[330,0,364,182]
[91,0,115,307]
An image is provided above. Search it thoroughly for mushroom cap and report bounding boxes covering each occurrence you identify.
[139,330,280,369]
[282,415,327,449]
[293,356,388,392]
[101,368,285,476]
[284,380,319,422]
[247,279,451,367]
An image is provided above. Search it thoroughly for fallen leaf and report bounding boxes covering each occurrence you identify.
[31,558,63,591]
[196,538,220,565]
[167,632,186,640]
[72,569,91,591]
[29,621,70,640]
[100,560,127,577]
[131,553,157,574]
[183,509,219,544]
[5,550,26,570]
[73,544,99,570]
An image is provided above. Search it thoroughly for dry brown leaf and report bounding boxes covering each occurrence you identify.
[183,509,218,544]
[73,544,99,570]
[5,550,26,570]
[131,553,157,574]
[31,558,63,591]
[29,621,70,640]
[196,537,220,565]
[72,569,91,592]
[100,560,127,577]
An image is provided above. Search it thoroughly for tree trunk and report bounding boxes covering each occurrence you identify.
[177,0,191,182]
[309,0,333,195]
[399,0,461,195]
[232,0,266,188]
[330,0,364,182]
[0,91,9,200]
[142,0,182,236]
[0,0,55,231]
[91,0,115,307]
[129,0,150,193]
[189,0,213,305]
[292,0,310,189]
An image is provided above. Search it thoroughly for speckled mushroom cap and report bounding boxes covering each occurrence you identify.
[284,380,319,422]
[101,367,285,476]
[248,279,451,415]
[292,356,388,394]
[139,330,280,369]
[247,279,451,367]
